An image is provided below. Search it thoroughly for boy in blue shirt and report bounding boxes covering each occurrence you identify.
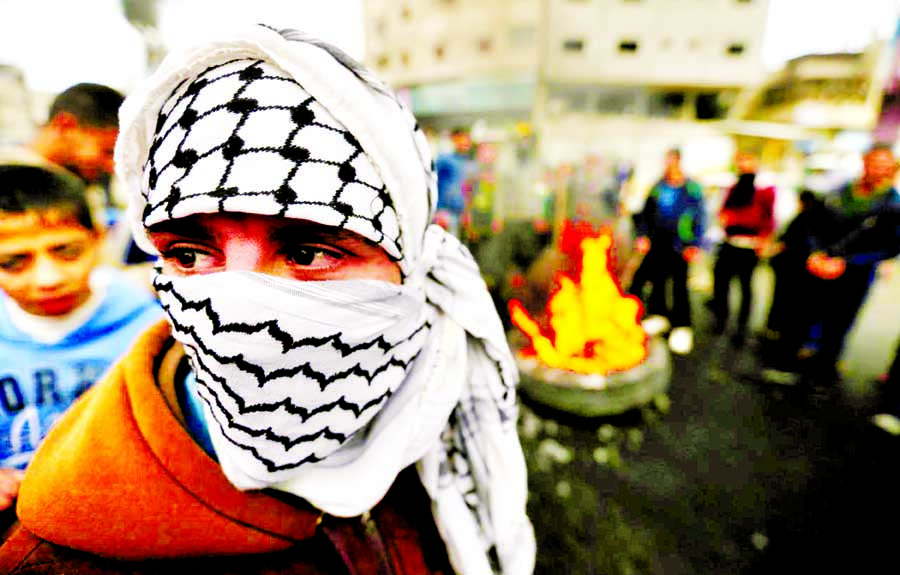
[0,164,162,510]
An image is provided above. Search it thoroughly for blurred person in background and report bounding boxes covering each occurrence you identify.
[2,25,534,574]
[30,83,121,190]
[709,150,776,348]
[0,164,161,525]
[758,189,838,373]
[434,127,474,238]
[804,144,900,385]
[29,83,155,268]
[628,148,705,355]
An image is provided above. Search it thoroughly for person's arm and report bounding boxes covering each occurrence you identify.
[826,204,900,266]
[634,185,659,254]
[636,185,658,240]
[680,181,706,261]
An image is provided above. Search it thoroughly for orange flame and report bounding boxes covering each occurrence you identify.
[509,234,648,375]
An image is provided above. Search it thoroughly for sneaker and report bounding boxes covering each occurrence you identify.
[641,315,671,337]
[872,413,900,435]
[668,327,693,355]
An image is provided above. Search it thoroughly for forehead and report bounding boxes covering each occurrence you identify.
[74,124,118,142]
[0,209,90,237]
[0,211,95,254]
[148,211,381,245]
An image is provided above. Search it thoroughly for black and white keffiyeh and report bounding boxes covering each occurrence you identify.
[116,24,534,575]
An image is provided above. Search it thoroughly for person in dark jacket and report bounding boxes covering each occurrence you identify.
[629,149,705,355]
[804,144,900,384]
[1,25,534,575]
[758,190,839,371]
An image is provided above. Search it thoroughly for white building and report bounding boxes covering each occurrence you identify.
[365,0,771,217]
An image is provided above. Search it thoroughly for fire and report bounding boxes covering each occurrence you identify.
[509,234,648,375]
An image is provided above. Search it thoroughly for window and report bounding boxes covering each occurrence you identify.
[727,43,745,56]
[376,54,390,69]
[434,44,446,59]
[689,38,702,51]
[762,86,787,107]
[648,91,685,118]
[478,37,493,52]
[401,5,412,19]
[563,39,585,52]
[400,52,410,66]
[695,92,730,120]
[618,40,639,53]
[594,87,644,115]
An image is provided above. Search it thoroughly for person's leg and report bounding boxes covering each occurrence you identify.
[628,250,654,302]
[667,247,694,354]
[651,247,677,320]
[735,247,759,343]
[641,247,669,318]
[710,243,735,333]
[765,252,789,336]
[670,248,691,328]
[815,266,876,376]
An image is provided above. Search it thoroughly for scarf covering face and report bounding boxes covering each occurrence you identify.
[116,25,534,575]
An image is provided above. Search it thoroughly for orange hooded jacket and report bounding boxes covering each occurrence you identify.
[0,321,451,574]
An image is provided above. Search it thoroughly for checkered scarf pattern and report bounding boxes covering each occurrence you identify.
[143,58,402,263]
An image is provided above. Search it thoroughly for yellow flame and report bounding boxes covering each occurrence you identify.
[510,234,647,375]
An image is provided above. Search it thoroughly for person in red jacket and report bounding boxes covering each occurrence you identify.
[709,150,776,347]
[1,25,534,575]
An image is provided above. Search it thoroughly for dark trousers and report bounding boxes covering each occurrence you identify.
[813,265,876,370]
[629,244,691,328]
[711,243,759,334]
[761,252,826,370]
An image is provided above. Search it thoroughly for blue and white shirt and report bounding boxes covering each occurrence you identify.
[0,269,163,469]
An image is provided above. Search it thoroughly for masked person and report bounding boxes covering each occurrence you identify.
[2,25,535,575]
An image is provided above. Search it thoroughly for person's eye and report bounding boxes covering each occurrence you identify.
[0,254,29,273]
[284,246,344,268]
[51,243,86,261]
[161,247,213,272]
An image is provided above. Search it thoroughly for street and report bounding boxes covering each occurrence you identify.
[518,258,900,574]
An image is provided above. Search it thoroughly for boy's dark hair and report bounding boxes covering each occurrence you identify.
[666,148,682,159]
[0,164,95,230]
[798,189,822,211]
[48,83,124,128]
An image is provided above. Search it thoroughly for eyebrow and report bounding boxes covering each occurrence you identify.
[147,217,379,248]
[146,218,215,241]
[268,222,377,247]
